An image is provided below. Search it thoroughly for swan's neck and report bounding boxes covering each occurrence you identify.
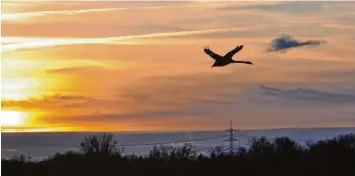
[232,60,248,63]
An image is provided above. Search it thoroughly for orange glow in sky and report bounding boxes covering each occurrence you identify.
[2,1,355,132]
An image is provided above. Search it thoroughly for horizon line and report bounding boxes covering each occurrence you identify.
[2,126,355,134]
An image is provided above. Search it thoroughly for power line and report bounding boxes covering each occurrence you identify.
[111,121,328,148]
[115,135,225,147]
[66,133,315,149]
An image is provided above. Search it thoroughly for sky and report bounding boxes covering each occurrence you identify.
[1,1,355,133]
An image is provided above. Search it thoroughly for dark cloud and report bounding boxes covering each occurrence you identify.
[260,85,355,104]
[267,35,325,52]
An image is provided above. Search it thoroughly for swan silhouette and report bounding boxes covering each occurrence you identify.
[204,45,253,67]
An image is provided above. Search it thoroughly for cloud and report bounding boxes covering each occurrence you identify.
[1,2,225,21]
[2,27,254,52]
[2,3,187,21]
[260,85,355,104]
[223,1,326,14]
[310,69,355,80]
[321,23,355,30]
[3,8,121,20]
[1,94,120,110]
[266,35,326,52]
[45,66,110,74]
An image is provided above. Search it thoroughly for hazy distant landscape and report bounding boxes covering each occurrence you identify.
[2,127,354,160]
[3,130,355,176]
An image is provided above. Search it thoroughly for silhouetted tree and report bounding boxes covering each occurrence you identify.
[248,136,275,157]
[79,133,120,157]
[273,137,304,155]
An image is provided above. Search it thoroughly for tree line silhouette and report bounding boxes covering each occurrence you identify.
[2,132,355,176]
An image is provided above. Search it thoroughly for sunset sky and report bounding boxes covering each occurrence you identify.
[2,1,355,133]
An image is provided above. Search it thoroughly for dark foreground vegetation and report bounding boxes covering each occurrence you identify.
[2,133,355,176]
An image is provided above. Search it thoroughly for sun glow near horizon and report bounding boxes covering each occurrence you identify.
[1,110,30,126]
[0,109,83,133]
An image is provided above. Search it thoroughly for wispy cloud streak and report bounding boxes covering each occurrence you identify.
[2,3,227,21]
[2,6,168,20]
[2,27,260,52]
[260,85,355,104]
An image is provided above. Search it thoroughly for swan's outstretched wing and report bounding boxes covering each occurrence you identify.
[224,45,244,58]
[204,47,222,60]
